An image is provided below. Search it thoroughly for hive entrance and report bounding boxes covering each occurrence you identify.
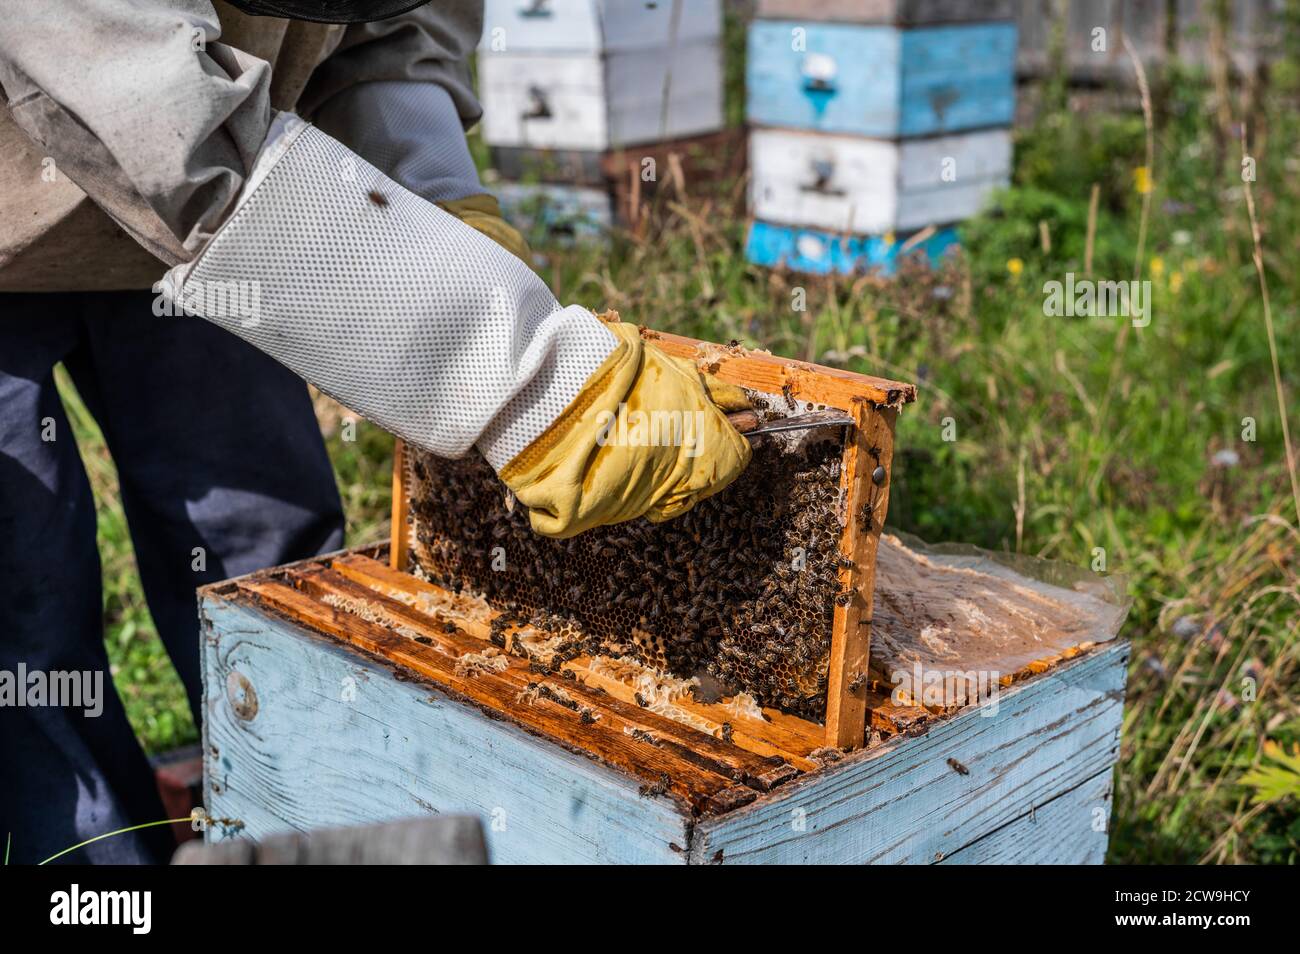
[405,424,845,721]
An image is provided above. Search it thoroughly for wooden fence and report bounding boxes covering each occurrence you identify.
[1014,0,1281,81]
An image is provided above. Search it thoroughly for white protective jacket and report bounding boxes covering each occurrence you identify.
[0,0,617,467]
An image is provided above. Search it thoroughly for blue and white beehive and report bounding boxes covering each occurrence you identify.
[745,1,1017,275]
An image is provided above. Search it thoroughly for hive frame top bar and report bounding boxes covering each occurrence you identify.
[638,327,917,410]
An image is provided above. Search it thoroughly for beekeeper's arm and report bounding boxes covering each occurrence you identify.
[0,0,748,538]
[300,6,532,261]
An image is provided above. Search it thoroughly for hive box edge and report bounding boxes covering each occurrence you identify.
[197,555,1129,864]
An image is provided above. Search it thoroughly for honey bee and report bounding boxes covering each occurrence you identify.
[639,773,671,798]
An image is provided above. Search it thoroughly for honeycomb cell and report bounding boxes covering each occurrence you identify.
[406,435,846,721]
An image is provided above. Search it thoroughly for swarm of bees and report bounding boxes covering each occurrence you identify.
[406,433,845,720]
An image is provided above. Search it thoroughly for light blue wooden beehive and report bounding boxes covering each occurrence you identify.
[746,221,960,276]
[744,6,1017,275]
[747,21,1017,138]
[197,540,1129,864]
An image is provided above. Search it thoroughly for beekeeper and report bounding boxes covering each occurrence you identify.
[0,0,749,863]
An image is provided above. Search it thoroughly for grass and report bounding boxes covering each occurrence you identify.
[60,59,1299,863]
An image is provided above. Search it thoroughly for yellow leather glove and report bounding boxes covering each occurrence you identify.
[436,194,533,266]
[498,321,752,538]
[682,362,753,414]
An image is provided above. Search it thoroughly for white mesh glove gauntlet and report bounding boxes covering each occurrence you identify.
[159,113,616,469]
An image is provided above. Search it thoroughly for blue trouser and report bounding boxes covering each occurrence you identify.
[0,291,345,863]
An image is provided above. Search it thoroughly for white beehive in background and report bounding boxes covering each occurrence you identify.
[750,127,1011,234]
[478,0,725,152]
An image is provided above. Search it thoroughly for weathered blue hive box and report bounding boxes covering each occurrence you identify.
[493,181,613,245]
[199,332,1129,864]
[746,20,1017,138]
[745,220,959,275]
[199,547,1128,863]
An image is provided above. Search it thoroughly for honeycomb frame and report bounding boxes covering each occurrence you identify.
[391,327,916,749]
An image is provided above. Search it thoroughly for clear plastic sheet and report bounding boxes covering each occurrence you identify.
[870,532,1132,705]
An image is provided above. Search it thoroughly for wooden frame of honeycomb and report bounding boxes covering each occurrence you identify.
[390,327,916,751]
